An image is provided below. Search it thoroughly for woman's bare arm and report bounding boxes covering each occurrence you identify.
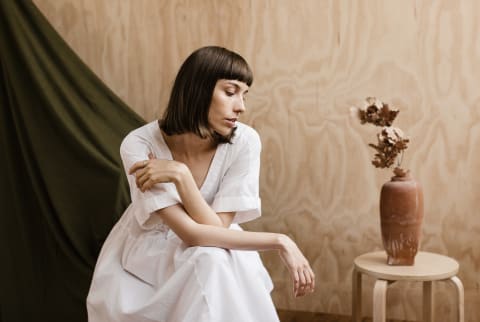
[157,203,315,297]
[130,158,235,227]
[129,157,315,297]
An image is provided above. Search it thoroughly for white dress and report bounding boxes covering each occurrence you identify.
[86,121,279,322]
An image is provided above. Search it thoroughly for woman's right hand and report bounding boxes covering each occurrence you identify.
[277,235,315,297]
[129,153,189,192]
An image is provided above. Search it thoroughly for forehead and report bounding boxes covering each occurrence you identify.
[216,79,249,91]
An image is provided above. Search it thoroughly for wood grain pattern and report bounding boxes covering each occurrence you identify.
[33,1,480,321]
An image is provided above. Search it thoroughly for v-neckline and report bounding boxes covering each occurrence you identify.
[157,129,222,193]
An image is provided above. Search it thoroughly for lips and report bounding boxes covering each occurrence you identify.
[224,118,237,127]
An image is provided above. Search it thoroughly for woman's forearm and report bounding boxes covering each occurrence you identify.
[191,224,286,251]
[173,167,224,227]
[133,159,230,227]
[155,204,315,297]
[157,204,285,251]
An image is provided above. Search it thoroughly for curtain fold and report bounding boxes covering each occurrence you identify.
[0,1,145,320]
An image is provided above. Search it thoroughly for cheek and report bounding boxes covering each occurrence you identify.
[207,105,221,125]
[209,100,224,118]
[207,110,214,124]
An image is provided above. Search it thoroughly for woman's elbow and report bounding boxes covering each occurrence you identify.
[184,232,207,247]
[179,224,216,247]
[175,223,205,246]
[182,231,207,246]
[176,230,199,247]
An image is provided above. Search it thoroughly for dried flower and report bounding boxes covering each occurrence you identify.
[358,97,399,127]
[353,97,409,171]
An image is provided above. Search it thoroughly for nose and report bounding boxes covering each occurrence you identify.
[234,96,246,114]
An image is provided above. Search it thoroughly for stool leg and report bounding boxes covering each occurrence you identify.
[373,280,388,322]
[423,281,434,322]
[352,269,362,322]
[449,276,464,322]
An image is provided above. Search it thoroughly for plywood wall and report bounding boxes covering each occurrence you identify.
[33,0,480,321]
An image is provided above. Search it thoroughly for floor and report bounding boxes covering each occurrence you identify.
[277,310,412,322]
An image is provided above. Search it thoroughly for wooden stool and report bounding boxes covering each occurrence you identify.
[352,251,464,322]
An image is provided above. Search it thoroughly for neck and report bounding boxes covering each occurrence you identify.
[162,131,216,158]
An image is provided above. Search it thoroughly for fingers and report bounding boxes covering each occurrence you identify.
[309,266,316,292]
[292,262,315,298]
[129,159,149,175]
[129,159,149,189]
[136,172,149,191]
[132,156,169,191]
[296,267,307,297]
[303,266,315,294]
[300,269,310,297]
[135,167,154,191]
[292,270,300,297]
[140,178,155,192]
[279,239,316,298]
[129,151,155,175]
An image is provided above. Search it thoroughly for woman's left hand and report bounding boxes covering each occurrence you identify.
[277,235,315,297]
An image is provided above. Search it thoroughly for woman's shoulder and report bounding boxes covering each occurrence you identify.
[120,120,161,151]
[122,121,160,143]
[223,123,261,161]
[125,120,158,139]
[232,122,261,147]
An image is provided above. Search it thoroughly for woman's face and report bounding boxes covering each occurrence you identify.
[208,79,249,137]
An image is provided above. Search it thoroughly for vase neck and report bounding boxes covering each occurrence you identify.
[391,174,412,182]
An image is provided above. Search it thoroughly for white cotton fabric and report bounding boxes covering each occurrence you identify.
[86,121,279,322]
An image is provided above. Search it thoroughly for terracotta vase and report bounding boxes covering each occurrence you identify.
[379,168,424,265]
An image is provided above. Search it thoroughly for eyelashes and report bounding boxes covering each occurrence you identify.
[224,91,247,102]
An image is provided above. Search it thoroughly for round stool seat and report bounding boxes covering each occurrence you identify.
[352,251,464,322]
[354,251,459,281]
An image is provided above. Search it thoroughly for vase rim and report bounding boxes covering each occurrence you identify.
[391,175,413,182]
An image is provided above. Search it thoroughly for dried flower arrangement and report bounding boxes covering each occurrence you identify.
[351,97,409,175]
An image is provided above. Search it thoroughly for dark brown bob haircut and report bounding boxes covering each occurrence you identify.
[159,46,253,143]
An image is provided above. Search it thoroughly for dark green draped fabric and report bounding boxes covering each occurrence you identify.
[0,1,145,321]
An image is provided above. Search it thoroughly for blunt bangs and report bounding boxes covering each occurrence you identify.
[195,46,253,87]
[220,51,253,86]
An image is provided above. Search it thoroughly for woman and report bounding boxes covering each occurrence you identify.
[87,46,314,322]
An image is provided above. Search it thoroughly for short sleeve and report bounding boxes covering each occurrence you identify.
[211,127,262,224]
[120,129,181,230]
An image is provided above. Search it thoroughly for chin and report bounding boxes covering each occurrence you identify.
[214,126,234,137]
[212,127,237,143]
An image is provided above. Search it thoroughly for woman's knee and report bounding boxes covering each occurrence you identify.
[194,247,231,269]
